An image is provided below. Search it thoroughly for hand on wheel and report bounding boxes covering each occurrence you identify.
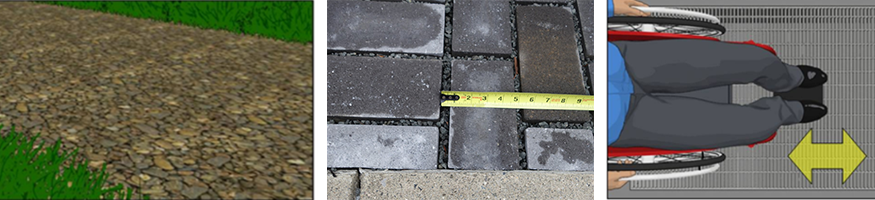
[608,160,636,190]
[614,0,650,16]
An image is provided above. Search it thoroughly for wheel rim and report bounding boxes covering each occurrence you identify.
[607,151,725,171]
[608,23,723,37]
[608,151,723,164]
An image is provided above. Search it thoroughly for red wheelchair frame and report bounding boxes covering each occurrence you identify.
[607,30,779,158]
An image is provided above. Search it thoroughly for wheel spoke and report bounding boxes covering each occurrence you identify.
[608,21,723,37]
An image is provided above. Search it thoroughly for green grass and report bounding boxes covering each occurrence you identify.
[0,124,149,199]
[40,1,313,43]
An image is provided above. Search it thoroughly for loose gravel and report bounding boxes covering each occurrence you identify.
[0,2,312,199]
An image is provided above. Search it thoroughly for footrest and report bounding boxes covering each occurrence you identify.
[775,85,823,104]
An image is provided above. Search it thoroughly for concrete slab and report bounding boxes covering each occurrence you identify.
[328,125,439,169]
[451,0,513,56]
[448,60,519,170]
[358,170,594,199]
[525,128,594,171]
[327,1,445,56]
[516,6,590,123]
[327,170,359,200]
[327,56,442,120]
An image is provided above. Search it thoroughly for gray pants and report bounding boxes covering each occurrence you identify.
[611,39,805,150]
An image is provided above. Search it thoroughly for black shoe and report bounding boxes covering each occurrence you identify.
[799,100,827,123]
[798,65,827,88]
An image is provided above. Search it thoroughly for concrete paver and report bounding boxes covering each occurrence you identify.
[327,170,359,200]
[328,125,439,169]
[578,0,594,59]
[452,0,513,56]
[517,5,590,123]
[526,128,594,171]
[327,56,442,120]
[448,60,519,170]
[358,170,594,199]
[327,1,445,56]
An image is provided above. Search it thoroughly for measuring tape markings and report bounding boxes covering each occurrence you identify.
[440,91,594,111]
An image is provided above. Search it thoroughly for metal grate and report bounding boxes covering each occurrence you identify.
[631,7,875,190]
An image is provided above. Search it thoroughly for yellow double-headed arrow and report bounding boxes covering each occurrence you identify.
[789,129,866,183]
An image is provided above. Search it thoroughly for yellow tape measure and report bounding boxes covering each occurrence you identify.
[440,91,594,111]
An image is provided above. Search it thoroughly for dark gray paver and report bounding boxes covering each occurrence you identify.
[516,6,590,123]
[448,60,519,170]
[358,170,594,199]
[577,0,594,58]
[328,124,439,169]
[451,0,512,56]
[328,170,359,200]
[577,0,594,82]
[328,56,442,120]
[525,128,594,171]
[327,1,445,56]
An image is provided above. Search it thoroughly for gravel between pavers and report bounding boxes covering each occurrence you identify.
[0,2,312,199]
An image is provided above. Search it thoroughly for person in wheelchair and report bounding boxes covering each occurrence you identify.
[607,0,829,151]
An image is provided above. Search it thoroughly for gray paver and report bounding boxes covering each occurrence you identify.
[516,6,590,123]
[358,170,594,199]
[451,0,512,56]
[448,60,519,170]
[327,1,445,56]
[577,0,594,58]
[525,128,594,171]
[328,125,439,169]
[327,170,359,200]
[327,56,442,120]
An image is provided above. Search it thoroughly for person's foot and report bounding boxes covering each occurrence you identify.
[799,100,827,123]
[798,65,827,88]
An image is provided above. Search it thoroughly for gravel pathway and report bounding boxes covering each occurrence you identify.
[0,2,312,199]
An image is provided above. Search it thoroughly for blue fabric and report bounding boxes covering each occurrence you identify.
[607,43,633,146]
[608,0,614,17]
[607,0,633,146]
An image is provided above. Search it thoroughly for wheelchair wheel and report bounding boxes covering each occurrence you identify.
[608,16,726,37]
[607,151,725,171]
